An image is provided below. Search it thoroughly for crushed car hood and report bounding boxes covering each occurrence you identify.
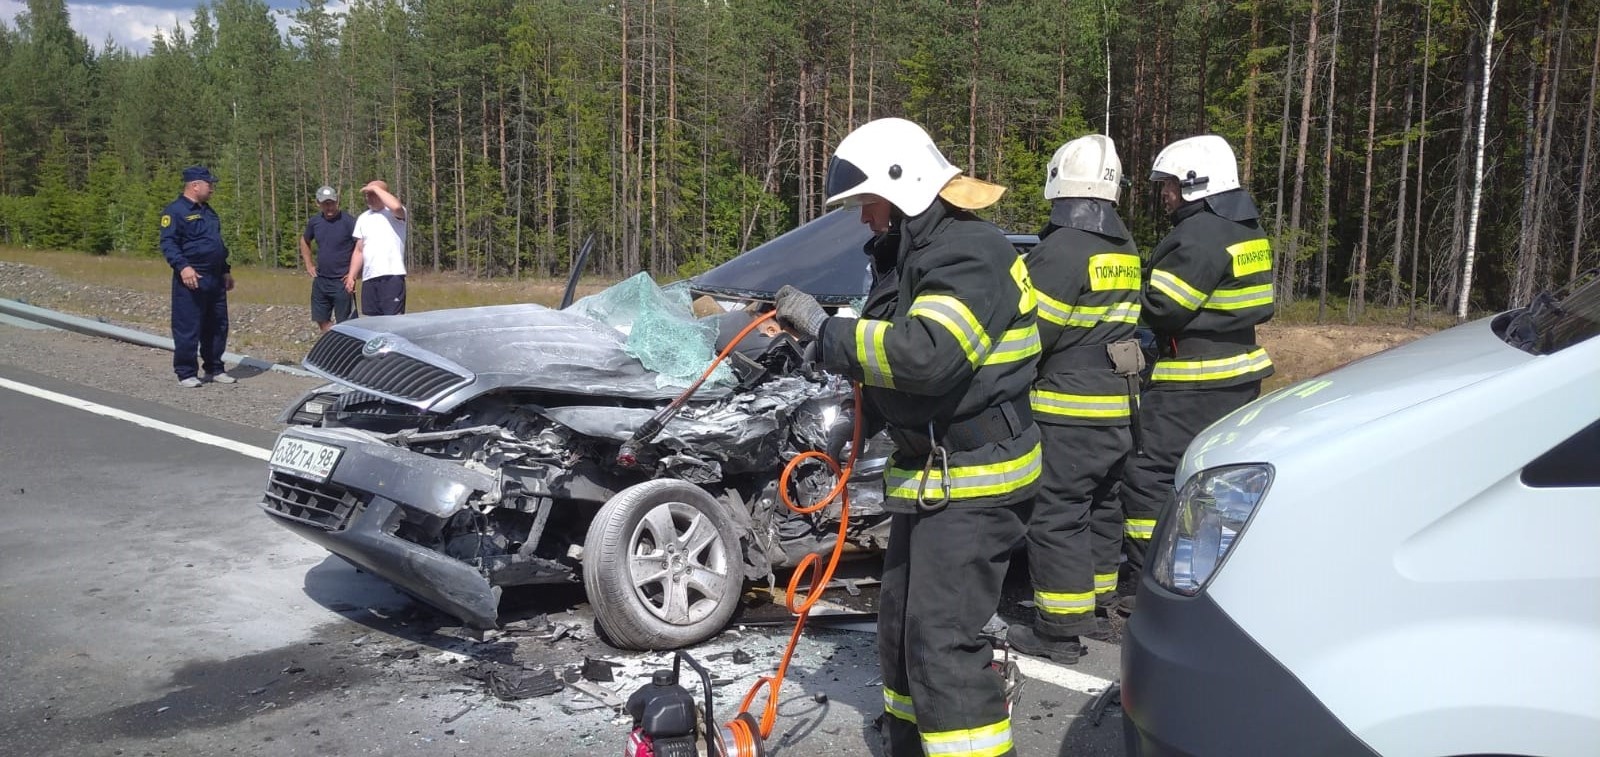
[1182,317,1535,476]
[321,305,731,410]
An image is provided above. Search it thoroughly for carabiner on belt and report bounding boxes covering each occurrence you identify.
[916,420,952,512]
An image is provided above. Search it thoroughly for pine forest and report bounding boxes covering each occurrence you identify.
[3,0,1598,320]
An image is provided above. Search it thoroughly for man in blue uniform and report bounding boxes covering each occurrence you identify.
[160,166,235,388]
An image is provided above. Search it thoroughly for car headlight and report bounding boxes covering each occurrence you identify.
[1151,464,1273,596]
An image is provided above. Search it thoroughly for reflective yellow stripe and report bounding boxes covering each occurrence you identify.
[855,319,896,388]
[1030,389,1131,419]
[982,326,1041,366]
[884,687,917,724]
[1152,348,1273,383]
[1227,238,1273,276]
[1087,253,1141,291]
[1010,256,1037,314]
[1125,518,1156,539]
[910,294,992,367]
[1036,290,1074,327]
[1034,589,1095,616]
[922,718,1014,757]
[1054,300,1141,328]
[1094,572,1118,594]
[885,443,1042,501]
[1207,283,1273,310]
[1150,269,1206,310]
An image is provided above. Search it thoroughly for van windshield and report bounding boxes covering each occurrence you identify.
[1495,271,1600,355]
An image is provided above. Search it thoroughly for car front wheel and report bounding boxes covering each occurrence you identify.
[583,480,743,650]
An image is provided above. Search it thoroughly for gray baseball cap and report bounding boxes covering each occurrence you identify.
[315,185,338,203]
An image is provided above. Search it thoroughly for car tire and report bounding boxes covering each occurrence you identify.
[583,480,744,650]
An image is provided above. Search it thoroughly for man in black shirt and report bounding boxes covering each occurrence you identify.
[299,185,358,331]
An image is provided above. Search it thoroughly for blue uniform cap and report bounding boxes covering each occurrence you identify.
[182,166,218,184]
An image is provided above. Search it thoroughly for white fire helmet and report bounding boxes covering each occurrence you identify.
[1149,134,1241,202]
[824,118,964,216]
[1044,134,1122,203]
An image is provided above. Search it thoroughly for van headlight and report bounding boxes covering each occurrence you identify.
[1152,464,1273,596]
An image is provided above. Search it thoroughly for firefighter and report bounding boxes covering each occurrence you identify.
[773,116,1040,757]
[1118,134,1275,613]
[1006,135,1143,661]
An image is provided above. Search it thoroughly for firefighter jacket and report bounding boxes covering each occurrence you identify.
[1027,198,1141,426]
[1142,190,1275,389]
[819,199,1042,514]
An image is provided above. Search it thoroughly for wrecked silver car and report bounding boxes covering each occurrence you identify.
[260,210,1036,651]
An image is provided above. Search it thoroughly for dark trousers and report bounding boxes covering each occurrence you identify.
[360,274,406,316]
[311,276,355,324]
[880,505,1025,757]
[1119,383,1260,589]
[170,274,228,380]
[1027,424,1131,635]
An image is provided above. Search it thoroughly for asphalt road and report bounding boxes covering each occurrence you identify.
[0,325,1129,756]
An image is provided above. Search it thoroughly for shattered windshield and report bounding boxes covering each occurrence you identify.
[568,272,737,390]
[1497,271,1600,355]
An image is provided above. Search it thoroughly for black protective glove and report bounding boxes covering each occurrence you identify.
[774,285,828,341]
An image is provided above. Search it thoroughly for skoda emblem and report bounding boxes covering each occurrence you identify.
[362,336,393,358]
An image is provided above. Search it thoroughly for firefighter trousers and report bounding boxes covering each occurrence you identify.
[1026,424,1132,635]
[1119,383,1260,591]
[880,504,1026,757]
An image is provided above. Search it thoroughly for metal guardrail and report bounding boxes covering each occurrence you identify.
[0,297,317,378]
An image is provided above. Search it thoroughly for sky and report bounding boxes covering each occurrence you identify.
[0,0,306,54]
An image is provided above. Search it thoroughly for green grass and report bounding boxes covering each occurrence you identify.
[0,247,606,309]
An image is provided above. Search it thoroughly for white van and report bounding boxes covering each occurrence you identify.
[1120,276,1600,756]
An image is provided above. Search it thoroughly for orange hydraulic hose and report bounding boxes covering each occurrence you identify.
[651,308,865,754]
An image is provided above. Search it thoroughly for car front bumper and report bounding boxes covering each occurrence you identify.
[1120,577,1381,757]
[259,426,503,628]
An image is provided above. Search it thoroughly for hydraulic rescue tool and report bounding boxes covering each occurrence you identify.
[620,309,864,757]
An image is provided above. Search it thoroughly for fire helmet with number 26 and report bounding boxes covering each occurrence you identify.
[1044,134,1123,204]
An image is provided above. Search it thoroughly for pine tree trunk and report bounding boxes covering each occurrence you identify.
[456,93,468,274]
[969,0,981,172]
[1352,0,1383,321]
[1273,32,1296,248]
[1409,2,1432,328]
[1391,55,1415,308]
[620,0,635,273]
[1243,0,1262,185]
[429,103,440,272]
[1573,6,1600,284]
[1459,0,1499,321]
[1522,0,1569,304]
[1286,0,1322,304]
[1318,0,1343,323]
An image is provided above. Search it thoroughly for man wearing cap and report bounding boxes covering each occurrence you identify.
[299,185,357,331]
[774,117,1041,757]
[159,166,235,388]
[346,180,408,316]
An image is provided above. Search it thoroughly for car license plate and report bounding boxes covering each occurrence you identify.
[270,437,343,482]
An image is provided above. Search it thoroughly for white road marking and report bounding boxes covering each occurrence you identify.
[999,650,1117,695]
[0,376,273,461]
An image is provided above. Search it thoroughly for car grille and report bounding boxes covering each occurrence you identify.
[262,471,365,531]
[305,331,468,404]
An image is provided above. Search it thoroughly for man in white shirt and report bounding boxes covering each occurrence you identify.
[346,180,408,316]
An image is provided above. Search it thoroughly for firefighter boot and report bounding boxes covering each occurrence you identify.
[1006,625,1086,664]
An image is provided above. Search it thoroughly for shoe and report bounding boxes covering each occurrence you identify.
[1082,616,1117,643]
[1115,594,1138,617]
[206,373,237,384]
[1005,625,1084,664]
[178,377,203,388]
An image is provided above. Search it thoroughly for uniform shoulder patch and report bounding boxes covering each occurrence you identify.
[160,214,171,228]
